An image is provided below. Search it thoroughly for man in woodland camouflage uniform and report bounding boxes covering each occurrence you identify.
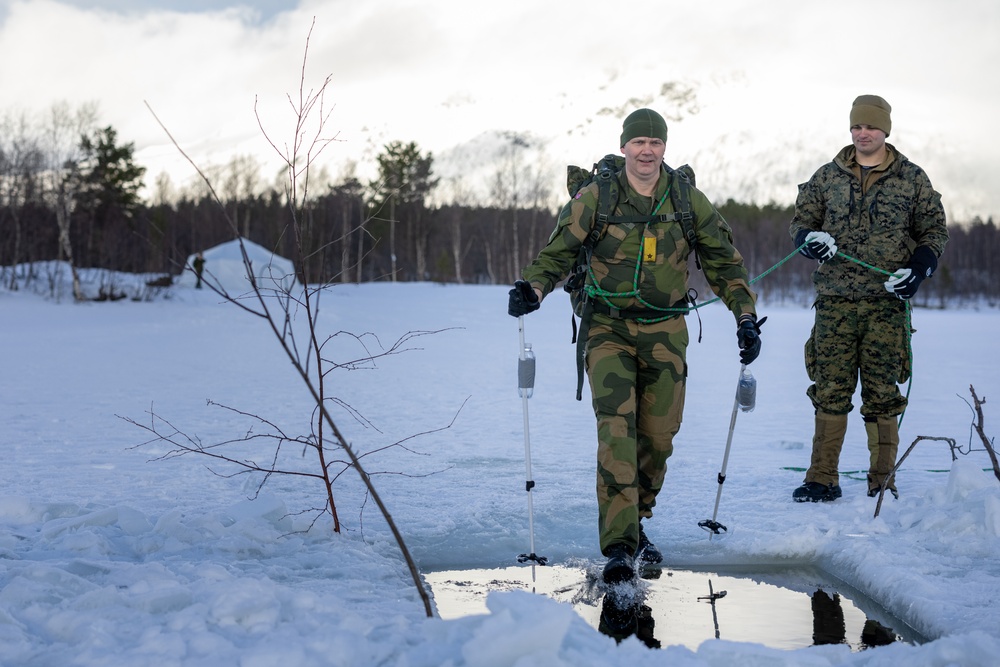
[507,108,762,583]
[790,95,948,503]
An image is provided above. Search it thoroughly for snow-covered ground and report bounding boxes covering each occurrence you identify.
[2,251,999,666]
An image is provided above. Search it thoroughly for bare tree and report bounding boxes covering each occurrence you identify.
[443,176,481,284]
[39,101,98,301]
[219,153,263,238]
[143,19,441,618]
[330,162,369,284]
[491,132,529,281]
[0,110,43,290]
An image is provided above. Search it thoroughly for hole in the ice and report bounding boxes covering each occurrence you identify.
[425,563,928,651]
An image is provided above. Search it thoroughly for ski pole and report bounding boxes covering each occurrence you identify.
[699,364,756,539]
[698,579,727,639]
[516,316,547,581]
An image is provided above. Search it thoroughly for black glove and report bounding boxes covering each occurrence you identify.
[508,280,540,317]
[884,246,937,301]
[737,314,766,365]
[795,229,838,263]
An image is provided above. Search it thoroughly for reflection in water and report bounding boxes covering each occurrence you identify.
[426,564,920,651]
[862,619,898,648]
[596,583,903,650]
[697,579,727,639]
[598,596,660,649]
[811,590,846,645]
[812,589,898,650]
[596,566,662,647]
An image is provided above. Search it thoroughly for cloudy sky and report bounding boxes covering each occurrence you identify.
[2,0,997,221]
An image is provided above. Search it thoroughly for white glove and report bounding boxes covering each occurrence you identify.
[801,231,838,263]
[884,268,921,300]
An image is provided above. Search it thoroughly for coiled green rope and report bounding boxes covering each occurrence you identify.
[581,239,915,425]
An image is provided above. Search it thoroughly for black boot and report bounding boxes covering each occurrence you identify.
[637,523,663,564]
[602,544,635,584]
[867,485,899,500]
[792,481,842,503]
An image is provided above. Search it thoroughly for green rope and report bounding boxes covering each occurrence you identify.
[582,236,917,424]
[584,236,812,322]
[782,466,994,475]
[583,186,687,322]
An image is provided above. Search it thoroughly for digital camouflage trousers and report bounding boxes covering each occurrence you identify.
[805,296,910,418]
[585,313,688,556]
[802,297,909,487]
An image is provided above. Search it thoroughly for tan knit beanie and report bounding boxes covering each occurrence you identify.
[850,94,892,137]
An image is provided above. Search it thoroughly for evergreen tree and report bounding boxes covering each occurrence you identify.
[73,125,147,273]
[75,125,146,225]
[369,141,439,281]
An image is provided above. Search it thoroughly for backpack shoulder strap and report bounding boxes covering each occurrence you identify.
[670,164,700,269]
[572,155,622,255]
[591,165,617,237]
[563,156,620,302]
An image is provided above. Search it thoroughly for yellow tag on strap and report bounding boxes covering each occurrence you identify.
[642,236,657,262]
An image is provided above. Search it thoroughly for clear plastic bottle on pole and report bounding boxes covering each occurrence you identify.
[737,366,756,413]
[518,344,535,398]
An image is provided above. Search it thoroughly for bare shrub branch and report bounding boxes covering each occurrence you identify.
[873,435,956,518]
[967,385,1000,483]
[874,385,998,518]
[137,17,453,617]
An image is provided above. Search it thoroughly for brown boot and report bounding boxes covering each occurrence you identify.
[794,411,847,502]
[865,416,899,498]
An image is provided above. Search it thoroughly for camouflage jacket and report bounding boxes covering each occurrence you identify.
[522,164,756,321]
[789,144,948,299]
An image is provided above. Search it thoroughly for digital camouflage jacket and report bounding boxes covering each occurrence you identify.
[789,144,948,299]
[522,164,756,322]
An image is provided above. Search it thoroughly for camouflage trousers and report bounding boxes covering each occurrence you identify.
[586,312,688,556]
[802,297,909,486]
[805,296,910,418]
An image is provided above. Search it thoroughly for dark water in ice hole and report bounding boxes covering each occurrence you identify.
[425,563,928,651]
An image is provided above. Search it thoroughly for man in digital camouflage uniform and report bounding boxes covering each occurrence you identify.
[508,108,762,584]
[790,95,948,503]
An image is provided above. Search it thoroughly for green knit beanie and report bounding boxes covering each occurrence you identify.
[850,94,891,137]
[620,108,668,147]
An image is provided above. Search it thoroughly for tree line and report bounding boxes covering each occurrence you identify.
[2,105,997,307]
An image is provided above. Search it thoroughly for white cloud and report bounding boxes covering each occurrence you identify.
[2,0,998,220]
